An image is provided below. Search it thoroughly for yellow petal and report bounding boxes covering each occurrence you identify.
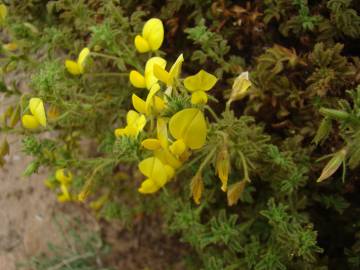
[165,165,175,179]
[129,70,146,88]
[132,94,147,114]
[154,96,165,112]
[126,110,140,126]
[157,117,169,149]
[191,91,208,104]
[114,128,127,137]
[55,169,73,185]
[134,35,150,53]
[184,70,217,92]
[58,184,71,202]
[145,57,166,89]
[134,114,146,133]
[29,97,47,127]
[65,60,81,75]
[138,157,168,186]
[168,54,184,85]
[169,139,186,155]
[138,178,161,194]
[145,83,161,114]
[169,108,207,149]
[22,115,40,129]
[142,138,161,150]
[153,64,170,85]
[142,18,164,51]
[77,47,90,69]
[154,148,182,169]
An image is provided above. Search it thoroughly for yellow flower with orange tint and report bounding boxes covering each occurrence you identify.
[184,70,217,104]
[134,18,164,53]
[65,48,90,75]
[21,97,47,129]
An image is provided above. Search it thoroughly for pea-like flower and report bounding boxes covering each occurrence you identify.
[114,110,146,138]
[184,70,217,104]
[141,118,182,169]
[135,18,164,53]
[55,169,73,203]
[138,157,174,194]
[65,47,90,75]
[154,54,184,87]
[129,57,166,89]
[227,71,251,105]
[169,108,207,150]
[55,169,73,185]
[132,83,165,116]
[22,97,47,129]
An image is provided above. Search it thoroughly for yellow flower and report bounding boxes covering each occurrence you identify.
[22,97,47,129]
[154,54,184,87]
[135,18,164,53]
[55,169,73,185]
[169,139,186,156]
[132,84,165,116]
[141,138,162,150]
[129,57,167,89]
[138,157,174,193]
[228,71,251,105]
[0,4,7,23]
[65,47,90,75]
[169,108,207,149]
[184,70,217,104]
[215,147,230,192]
[141,118,182,169]
[115,110,146,137]
[57,184,72,202]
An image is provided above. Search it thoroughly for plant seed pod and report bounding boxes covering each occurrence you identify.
[227,180,246,206]
[216,145,230,192]
[191,173,204,205]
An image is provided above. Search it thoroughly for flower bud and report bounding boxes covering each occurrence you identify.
[191,173,204,205]
[216,145,230,192]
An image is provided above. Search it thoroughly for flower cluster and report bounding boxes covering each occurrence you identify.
[115,18,218,194]
[45,169,74,202]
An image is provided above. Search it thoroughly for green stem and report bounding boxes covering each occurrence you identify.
[84,72,128,77]
[90,52,120,61]
[204,105,220,122]
[198,148,217,173]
